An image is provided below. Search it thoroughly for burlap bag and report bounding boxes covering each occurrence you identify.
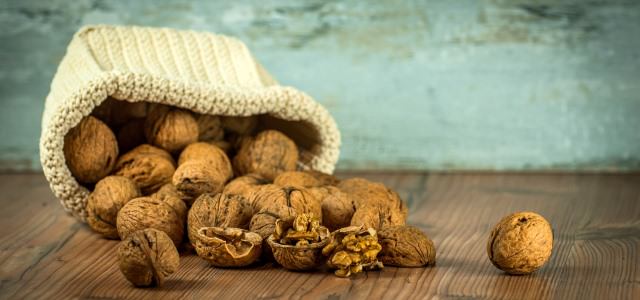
[39,25,340,221]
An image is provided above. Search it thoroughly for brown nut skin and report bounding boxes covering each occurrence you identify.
[86,176,141,239]
[64,116,119,184]
[144,105,198,153]
[117,197,184,246]
[187,193,253,245]
[338,178,408,230]
[196,114,224,142]
[221,116,257,135]
[233,130,299,180]
[113,144,176,195]
[248,185,322,220]
[223,173,270,200]
[117,228,179,287]
[310,186,355,232]
[193,227,262,267]
[487,211,553,275]
[117,118,146,153]
[274,171,322,189]
[377,225,436,267]
[172,143,233,199]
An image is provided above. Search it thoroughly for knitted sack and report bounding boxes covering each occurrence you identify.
[39,25,341,221]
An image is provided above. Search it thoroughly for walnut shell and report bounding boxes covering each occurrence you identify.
[64,116,118,184]
[86,176,141,239]
[117,228,179,287]
[196,114,224,142]
[172,143,233,198]
[117,197,184,246]
[273,171,322,188]
[113,144,176,195]
[339,178,407,230]
[267,234,329,271]
[488,211,553,275]
[117,118,146,153]
[305,170,340,186]
[267,213,330,271]
[223,173,270,200]
[193,227,262,267]
[144,105,198,153]
[187,193,253,245]
[233,130,299,180]
[221,116,257,135]
[310,186,355,232]
[152,184,188,222]
[378,225,436,267]
[248,185,322,220]
[92,97,147,127]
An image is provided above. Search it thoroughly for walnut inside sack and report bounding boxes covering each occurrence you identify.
[232,130,299,180]
[377,225,436,267]
[172,142,233,201]
[196,114,224,142]
[117,228,179,287]
[86,176,141,239]
[112,144,176,195]
[193,226,262,267]
[144,105,198,153]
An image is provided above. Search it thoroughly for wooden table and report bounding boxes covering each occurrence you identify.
[0,172,638,299]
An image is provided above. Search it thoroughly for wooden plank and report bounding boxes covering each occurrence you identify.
[0,173,637,299]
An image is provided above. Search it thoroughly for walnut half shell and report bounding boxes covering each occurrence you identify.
[267,214,330,271]
[193,227,262,268]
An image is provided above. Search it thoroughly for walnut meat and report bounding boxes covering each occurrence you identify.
[338,178,407,230]
[487,211,553,275]
[86,176,141,239]
[64,116,118,184]
[322,226,383,277]
[233,130,299,180]
[193,227,262,267]
[378,225,436,267]
[223,173,270,200]
[187,193,253,245]
[196,114,224,142]
[144,105,198,153]
[117,197,184,246]
[172,143,233,199]
[310,186,355,232]
[273,171,322,188]
[117,228,179,287]
[113,144,176,195]
[267,213,330,271]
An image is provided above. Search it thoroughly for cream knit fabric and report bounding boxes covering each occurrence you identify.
[40,25,341,221]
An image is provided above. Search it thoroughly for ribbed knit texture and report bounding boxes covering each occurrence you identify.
[40,25,341,221]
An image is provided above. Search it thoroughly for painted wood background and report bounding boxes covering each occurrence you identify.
[1,0,639,171]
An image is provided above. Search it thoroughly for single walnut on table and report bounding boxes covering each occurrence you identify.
[322,226,383,278]
[112,144,176,195]
[193,227,262,267]
[144,105,199,153]
[487,211,553,275]
[117,197,184,246]
[64,116,119,184]
[267,213,330,271]
[117,228,179,287]
[86,176,140,239]
[233,130,299,180]
[377,225,436,267]
[187,193,253,246]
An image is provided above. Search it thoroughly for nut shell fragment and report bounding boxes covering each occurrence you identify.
[187,193,253,245]
[193,227,262,267]
[117,228,179,287]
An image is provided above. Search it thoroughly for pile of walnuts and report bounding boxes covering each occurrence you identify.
[64,99,552,287]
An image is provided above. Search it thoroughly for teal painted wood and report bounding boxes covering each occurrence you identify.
[1,0,639,171]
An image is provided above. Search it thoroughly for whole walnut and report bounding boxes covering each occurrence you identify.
[248,185,321,220]
[487,211,553,275]
[305,170,340,186]
[86,176,141,239]
[310,186,355,232]
[144,105,198,153]
[274,171,322,188]
[113,144,176,195]
[172,143,233,199]
[378,225,436,267]
[117,197,184,246]
[193,227,262,268]
[117,228,179,287]
[338,178,407,230]
[92,97,147,128]
[209,140,232,154]
[221,116,257,135]
[196,114,224,142]
[152,184,188,222]
[64,116,118,184]
[187,193,253,245]
[223,173,270,200]
[233,130,299,180]
[117,118,146,153]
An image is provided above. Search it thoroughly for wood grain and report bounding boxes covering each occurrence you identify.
[0,172,638,299]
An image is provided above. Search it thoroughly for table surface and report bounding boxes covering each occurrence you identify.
[0,172,638,299]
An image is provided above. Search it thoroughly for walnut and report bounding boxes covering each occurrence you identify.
[305,170,340,186]
[273,171,322,188]
[172,142,233,200]
[193,227,262,267]
[92,97,147,128]
[196,114,224,142]
[152,184,188,222]
[322,226,383,277]
[233,130,299,180]
[144,105,198,153]
[117,197,184,246]
[310,186,355,232]
[187,193,253,245]
[267,213,330,270]
[117,118,146,153]
[338,178,407,230]
[223,173,270,200]
[487,212,553,275]
[117,228,179,287]
[86,176,141,239]
[64,116,118,184]
[248,185,321,220]
[113,144,176,195]
[209,140,232,154]
[378,225,436,267]
[221,116,257,135]
[249,205,297,242]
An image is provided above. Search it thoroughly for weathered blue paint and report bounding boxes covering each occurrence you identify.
[1,0,639,171]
